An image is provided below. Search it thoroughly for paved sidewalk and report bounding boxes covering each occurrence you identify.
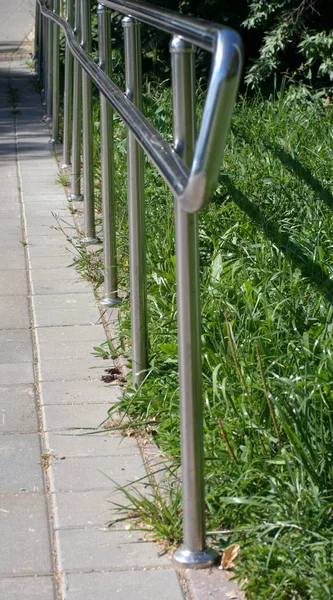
[0,16,185,600]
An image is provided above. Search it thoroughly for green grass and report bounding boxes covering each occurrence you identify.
[76,78,333,598]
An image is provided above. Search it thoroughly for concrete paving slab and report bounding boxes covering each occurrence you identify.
[0,434,44,492]
[33,294,100,327]
[0,295,30,329]
[0,248,26,270]
[0,218,22,232]
[39,380,120,405]
[28,244,72,259]
[51,489,121,529]
[0,269,28,295]
[29,254,75,270]
[30,267,82,282]
[0,362,34,384]
[24,217,67,230]
[45,431,139,458]
[48,454,146,492]
[0,329,33,363]
[0,384,38,433]
[63,570,184,600]
[32,276,92,295]
[56,528,171,572]
[38,358,107,382]
[0,234,25,249]
[24,207,68,219]
[0,493,53,577]
[27,224,74,237]
[42,403,110,432]
[0,575,56,600]
[37,339,102,361]
[28,234,78,247]
[36,323,105,350]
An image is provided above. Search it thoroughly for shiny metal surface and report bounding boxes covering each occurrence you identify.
[98,3,120,306]
[36,0,242,213]
[173,545,217,569]
[123,16,148,385]
[71,0,82,199]
[42,12,48,105]
[81,0,97,241]
[104,0,217,52]
[45,0,53,123]
[62,0,74,168]
[34,1,41,75]
[50,0,60,143]
[171,36,218,568]
[180,28,242,212]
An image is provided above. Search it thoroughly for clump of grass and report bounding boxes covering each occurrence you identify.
[55,170,70,188]
[52,213,104,289]
[108,465,183,548]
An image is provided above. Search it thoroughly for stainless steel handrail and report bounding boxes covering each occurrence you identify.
[36,0,242,212]
[34,0,243,569]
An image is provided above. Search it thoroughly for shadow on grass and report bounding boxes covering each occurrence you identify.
[224,178,333,304]
[266,142,333,209]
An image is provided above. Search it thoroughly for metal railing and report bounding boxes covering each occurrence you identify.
[34,0,243,569]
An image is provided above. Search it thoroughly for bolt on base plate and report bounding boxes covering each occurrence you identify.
[173,545,218,569]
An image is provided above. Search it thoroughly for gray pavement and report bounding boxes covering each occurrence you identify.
[0,3,244,599]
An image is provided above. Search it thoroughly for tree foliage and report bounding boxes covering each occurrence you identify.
[243,0,333,87]
[143,0,333,90]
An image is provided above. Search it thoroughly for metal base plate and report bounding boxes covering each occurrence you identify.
[99,297,122,307]
[173,545,218,569]
[70,194,83,201]
[81,237,101,246]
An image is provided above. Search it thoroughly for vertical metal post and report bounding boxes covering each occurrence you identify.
[122,16,148,386]
[34,1,40,71]
[42,11,48,104]
[36,6,43,82]
[98,4,120,306]
[170,36,217,569]
[50,0,60,143]
[62,0,74,167]
[45,0,54,123]
[71,0,82,199]
[81,0,97,243]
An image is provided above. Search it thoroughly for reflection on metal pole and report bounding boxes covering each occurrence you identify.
[98,4,120,306]
[62,0,74,168]
[45,0,53,123]
[71,0,82,200]
[170,35,217,569]
[34,1,41,75]
[50,0,60,142]
[81,0,97,243]
[122,16,148,386]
